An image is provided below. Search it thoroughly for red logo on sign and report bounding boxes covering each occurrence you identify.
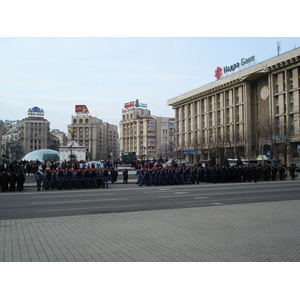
[214,67,223,80]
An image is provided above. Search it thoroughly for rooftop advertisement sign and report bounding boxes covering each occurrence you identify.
[27,106,45,118]
[75,105,89,115]
[124,99,147,109]
[124,101,134,109]
[215,55,255,80]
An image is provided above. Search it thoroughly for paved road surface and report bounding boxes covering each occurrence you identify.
[0,179,299,219]
[0,178,299,262]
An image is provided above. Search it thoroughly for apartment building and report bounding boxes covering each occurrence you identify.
[67,114,119,161]
[119,103,176,162]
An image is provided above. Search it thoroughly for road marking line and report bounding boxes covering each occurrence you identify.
[184,203,224,207]
[33,193,116,199]
[35,204,141,212]
[177,200,208,204]
[175,192,189,194]
[32,198,128,205]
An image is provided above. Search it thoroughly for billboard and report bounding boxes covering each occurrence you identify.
[27,106,45,118]
[75,105,89,115]
[124,99,147,109]
[124,101,134,109]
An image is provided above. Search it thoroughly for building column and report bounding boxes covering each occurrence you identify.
[136,121,141,157]
[244,82,253,158]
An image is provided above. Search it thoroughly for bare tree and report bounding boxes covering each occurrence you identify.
[1,140,24,160]
[257,117,295,164]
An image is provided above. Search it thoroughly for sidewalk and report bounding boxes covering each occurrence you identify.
[0,199,299,262]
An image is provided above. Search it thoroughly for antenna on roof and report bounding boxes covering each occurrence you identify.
[277,41,281,56]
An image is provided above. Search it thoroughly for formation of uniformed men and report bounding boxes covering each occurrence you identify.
[0,170,26,192]
[0,159,296,192]
[35,168,118,191]
[135,164,289,186]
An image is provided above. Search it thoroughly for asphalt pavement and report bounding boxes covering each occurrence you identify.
[0,168,299,262]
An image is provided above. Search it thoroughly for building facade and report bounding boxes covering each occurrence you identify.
[18,117,60,155]
[67,115,119,161]
[167,48,300,165]
[1,108,60,160]
[50,129,68,146]
[119,106,176,161]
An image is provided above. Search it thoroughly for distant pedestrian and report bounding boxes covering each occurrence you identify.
[35,171,43,191]
[1,171,9,192]
[103,168,109,188]
[9,171,16,192]
[16,171,25,191]
[123,169,128,184]
[289,164,296,180]
[110,168,116,183]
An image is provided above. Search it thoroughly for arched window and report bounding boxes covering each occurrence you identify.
[85,119,89,124]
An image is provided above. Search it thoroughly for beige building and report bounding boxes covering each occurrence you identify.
[16,107,59,158]
[167,48,300,165]
[1,110,60,160]
[119,106,176,161]
[50,129,68,146]
[67,115,119,161]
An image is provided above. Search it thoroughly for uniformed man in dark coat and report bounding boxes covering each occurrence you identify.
[16,170,25,191]
[1,170,9,192]
[9,171,16,192]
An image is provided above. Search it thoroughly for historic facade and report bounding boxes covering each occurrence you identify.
[167,48,300,165]
[17,111,60,155]
[3,107,60,159]
[67,115,119,161]
[119,105,176,162]
[50,129,68,146]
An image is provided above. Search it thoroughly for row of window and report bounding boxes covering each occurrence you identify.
[178,88,244,119]
[178,105,245,131]
[73,119,90,125]
[179,123,245,146]
[273,68,300,96]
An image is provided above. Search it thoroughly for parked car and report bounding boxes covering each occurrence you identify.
[166,158,188,166]
[86,161,104,169]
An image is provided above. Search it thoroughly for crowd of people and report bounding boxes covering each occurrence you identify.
[135,163,298,186]
[0,159,120,192]
[34,167,121,191]
[0,158,298,192]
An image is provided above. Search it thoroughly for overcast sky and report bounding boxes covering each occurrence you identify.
[1,2,299,134]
